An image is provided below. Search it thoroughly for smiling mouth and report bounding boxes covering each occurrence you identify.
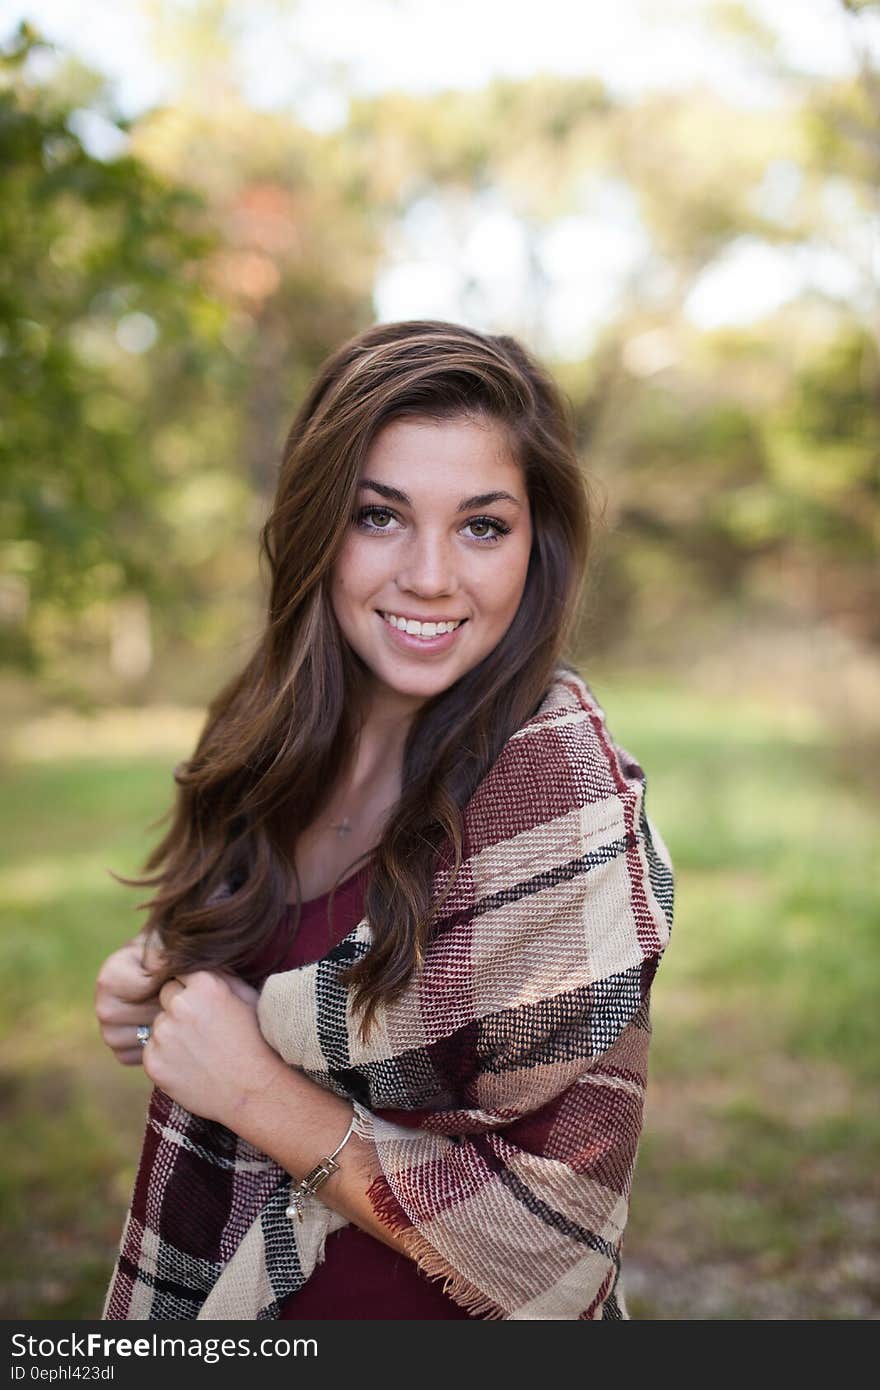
[377,611,468,637]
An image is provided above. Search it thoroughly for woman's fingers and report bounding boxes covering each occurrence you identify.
[114,1049,145,1066]
[101,1022,154,1050]
[219,971,260,1007]
[114,1047,146,1067]
[138,934,169,979]
[100,1016,162,1065]
[95,995,162,1028]
[95,937,170,1066]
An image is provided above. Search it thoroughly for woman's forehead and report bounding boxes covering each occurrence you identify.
[362,415,522,481]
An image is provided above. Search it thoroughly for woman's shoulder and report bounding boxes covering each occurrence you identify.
[486,662,645,809]
[447,662,652,891]
[434,661,673,970]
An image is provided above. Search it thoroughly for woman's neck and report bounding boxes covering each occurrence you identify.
[347,692,415,796]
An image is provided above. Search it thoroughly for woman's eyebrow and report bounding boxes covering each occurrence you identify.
[358,478,521,511]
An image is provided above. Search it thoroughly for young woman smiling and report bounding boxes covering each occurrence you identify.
[97,320,673,1321]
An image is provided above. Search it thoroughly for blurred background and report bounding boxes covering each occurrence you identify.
[1,0,878,1319]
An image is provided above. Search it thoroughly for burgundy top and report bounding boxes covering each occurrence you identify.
[241,860,473,1321]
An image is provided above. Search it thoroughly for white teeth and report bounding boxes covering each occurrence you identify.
[381,612,463,638]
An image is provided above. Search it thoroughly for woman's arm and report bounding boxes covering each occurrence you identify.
[221,1054,414,1257]
[143,969,416,1259]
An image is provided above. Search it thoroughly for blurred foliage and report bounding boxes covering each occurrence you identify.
[0,17,379,698]
[0,4,878,704]
[0,22,241,678]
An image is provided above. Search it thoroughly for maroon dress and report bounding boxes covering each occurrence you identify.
[241,859,474,1320]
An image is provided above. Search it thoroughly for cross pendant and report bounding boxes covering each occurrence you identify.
[330,816,352,837]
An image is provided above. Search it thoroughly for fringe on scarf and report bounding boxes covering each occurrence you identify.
[364,1170,509,1321]
[350,1099,508,1318]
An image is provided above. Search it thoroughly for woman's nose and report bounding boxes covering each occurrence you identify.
[396,532,457,595]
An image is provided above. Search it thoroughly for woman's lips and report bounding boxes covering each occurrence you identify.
[375,610,467,654]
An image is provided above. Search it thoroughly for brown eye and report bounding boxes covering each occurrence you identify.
[463,516,511,545]
[356,506,396,531]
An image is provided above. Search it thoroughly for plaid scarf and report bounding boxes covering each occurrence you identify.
[102,666,674,1321]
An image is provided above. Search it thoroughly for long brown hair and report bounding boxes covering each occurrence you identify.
[117,319,594,1041]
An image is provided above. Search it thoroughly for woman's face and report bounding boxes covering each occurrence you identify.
[331,414,533,714]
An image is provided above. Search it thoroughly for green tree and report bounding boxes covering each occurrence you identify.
[0,22,234,688]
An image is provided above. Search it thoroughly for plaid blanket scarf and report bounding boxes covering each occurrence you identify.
[102,666,674,1321]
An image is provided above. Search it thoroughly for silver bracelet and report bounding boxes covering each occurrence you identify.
[285,1113,356,1223]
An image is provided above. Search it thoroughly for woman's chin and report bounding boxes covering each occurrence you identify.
[364,655,466,704]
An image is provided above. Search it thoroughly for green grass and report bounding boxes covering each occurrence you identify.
[1,678,878,1319]
[0,753,175,1316]
[590,673,879,1318]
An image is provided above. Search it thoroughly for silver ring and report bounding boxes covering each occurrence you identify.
[136,1023,152,1047]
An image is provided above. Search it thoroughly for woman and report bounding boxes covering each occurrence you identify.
[96,319,674,1320]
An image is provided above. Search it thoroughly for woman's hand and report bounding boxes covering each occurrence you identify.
[94,933,168,1066]
[141,969,284,1128]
